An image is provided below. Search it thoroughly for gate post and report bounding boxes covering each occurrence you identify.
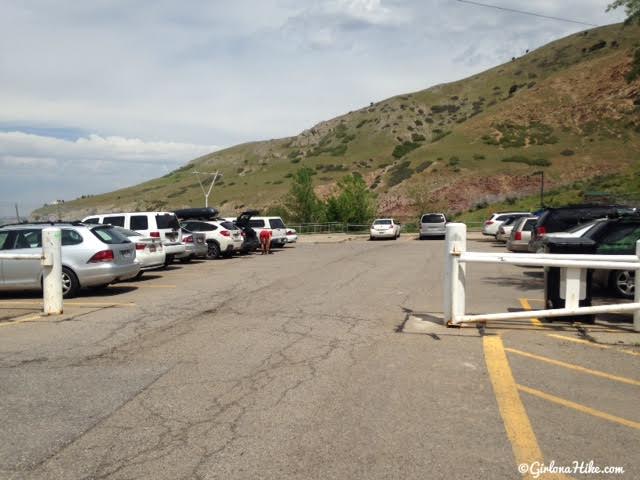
[635,240,640,332]
[444,223,467,325]
[42,227,63,315]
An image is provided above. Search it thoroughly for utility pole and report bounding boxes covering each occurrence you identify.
[192,170,223,208]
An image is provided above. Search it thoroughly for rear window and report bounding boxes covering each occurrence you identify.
[115,227,141,237]
[103,216,125,227]
[220,221,238,230]
[422,214,445,223]
[83,217,99,224]
[269,219,285,229]
[91,226,131,244]
[130,215,149,230]
[155,214,180,230]
[523,219,537,231]
[249,219,266,228]
[373,219,392,225]
[0,231,8,249]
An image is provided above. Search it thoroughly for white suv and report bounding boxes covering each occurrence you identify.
[482,212,531,237]
[180,219,243,258]
[247,217,288,247]
[82,212,186,265]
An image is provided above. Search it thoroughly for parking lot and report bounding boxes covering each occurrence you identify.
[1,236,638,479]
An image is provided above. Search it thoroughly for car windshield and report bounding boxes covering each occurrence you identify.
[565,219,602,234]
[91,226,131,244]
[373,220,392,225]
[422,214,445,223]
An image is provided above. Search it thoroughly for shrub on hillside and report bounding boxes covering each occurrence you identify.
[627,48,640,83]
[502,155,551,167]
[560,149,575,156]
[415,160,433,173]
[392,141,421,158]
[387,161,414,186]
[411,133,426,142]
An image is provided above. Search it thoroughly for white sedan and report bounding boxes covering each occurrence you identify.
[113,227,165,278]
[369,219,401,240]
[286,228,298,243]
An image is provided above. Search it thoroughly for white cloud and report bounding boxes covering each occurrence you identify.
[0,132,218,205]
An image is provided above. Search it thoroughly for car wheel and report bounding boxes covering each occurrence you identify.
[163,254,174,267]
[207,242,221,259]
[610,270,634,299]
[369,236,374,241]
[135,271,144,280]
[61,267,80,298]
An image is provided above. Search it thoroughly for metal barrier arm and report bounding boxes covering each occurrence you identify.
[443,223,640,332]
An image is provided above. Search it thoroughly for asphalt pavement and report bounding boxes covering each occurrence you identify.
[0,237,638,479]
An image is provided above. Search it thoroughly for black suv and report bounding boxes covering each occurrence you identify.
[529,204,632,252]
[544,215,640,300]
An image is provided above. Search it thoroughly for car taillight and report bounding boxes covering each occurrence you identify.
[485,220,494,225]
[514,231,522,241]
[150,231,160,238]
[88,250,114,263]
[537,226,546,236]
[287,230,293,235]
[220,230,230,237]
[183,235,194,243]
[135,243,146,251]
[241,231,246,237]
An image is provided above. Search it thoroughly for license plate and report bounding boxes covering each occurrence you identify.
[121,250,132,257]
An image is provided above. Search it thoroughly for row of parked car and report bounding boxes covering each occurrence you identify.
[0,209,298,298]
[483,205,640,299]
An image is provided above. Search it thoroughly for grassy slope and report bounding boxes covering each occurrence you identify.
[35,22,640,221]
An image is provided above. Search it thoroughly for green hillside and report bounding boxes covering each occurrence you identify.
[36,22,640,222]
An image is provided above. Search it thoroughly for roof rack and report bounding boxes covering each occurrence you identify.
[0,220,87,228]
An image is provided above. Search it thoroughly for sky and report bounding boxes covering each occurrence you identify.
[0,0,626,213]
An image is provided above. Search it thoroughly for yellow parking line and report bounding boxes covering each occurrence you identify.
[519,298,543,327]
[118,284,176,289]
[483,336,545,478]
[505,347,640,387]
[518,384,640,430]
[0,314,47,328]
[547,334,640,357]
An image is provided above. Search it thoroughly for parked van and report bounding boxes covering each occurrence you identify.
[82,212,186,265]
[419,213,447,239]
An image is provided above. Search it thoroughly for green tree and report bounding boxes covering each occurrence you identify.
[285,167,325,223]
[607,0,640,23]
[327,173,376,224]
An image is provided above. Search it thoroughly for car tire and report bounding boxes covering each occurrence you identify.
[207,242,221,259]
[609,270,634,299]
[369,236,374,241]
[61,267,80,298]
[163,254,174,267]
[135,271,144,280]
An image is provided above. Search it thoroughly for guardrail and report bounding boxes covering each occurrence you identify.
[0,227,63,315]
[443,223,640,332]
[287,223,371,234]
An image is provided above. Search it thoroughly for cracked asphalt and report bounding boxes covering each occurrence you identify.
[1,238,638,479]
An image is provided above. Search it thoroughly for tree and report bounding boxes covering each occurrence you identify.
[607,0,640,23]
[285,167,325,223]
[407,183,432,216]
[327,173,376,225]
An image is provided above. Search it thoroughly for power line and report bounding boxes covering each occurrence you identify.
[455,0,599,27]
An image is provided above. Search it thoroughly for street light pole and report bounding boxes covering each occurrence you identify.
[192,170,223,208]
[532,170,544,208]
